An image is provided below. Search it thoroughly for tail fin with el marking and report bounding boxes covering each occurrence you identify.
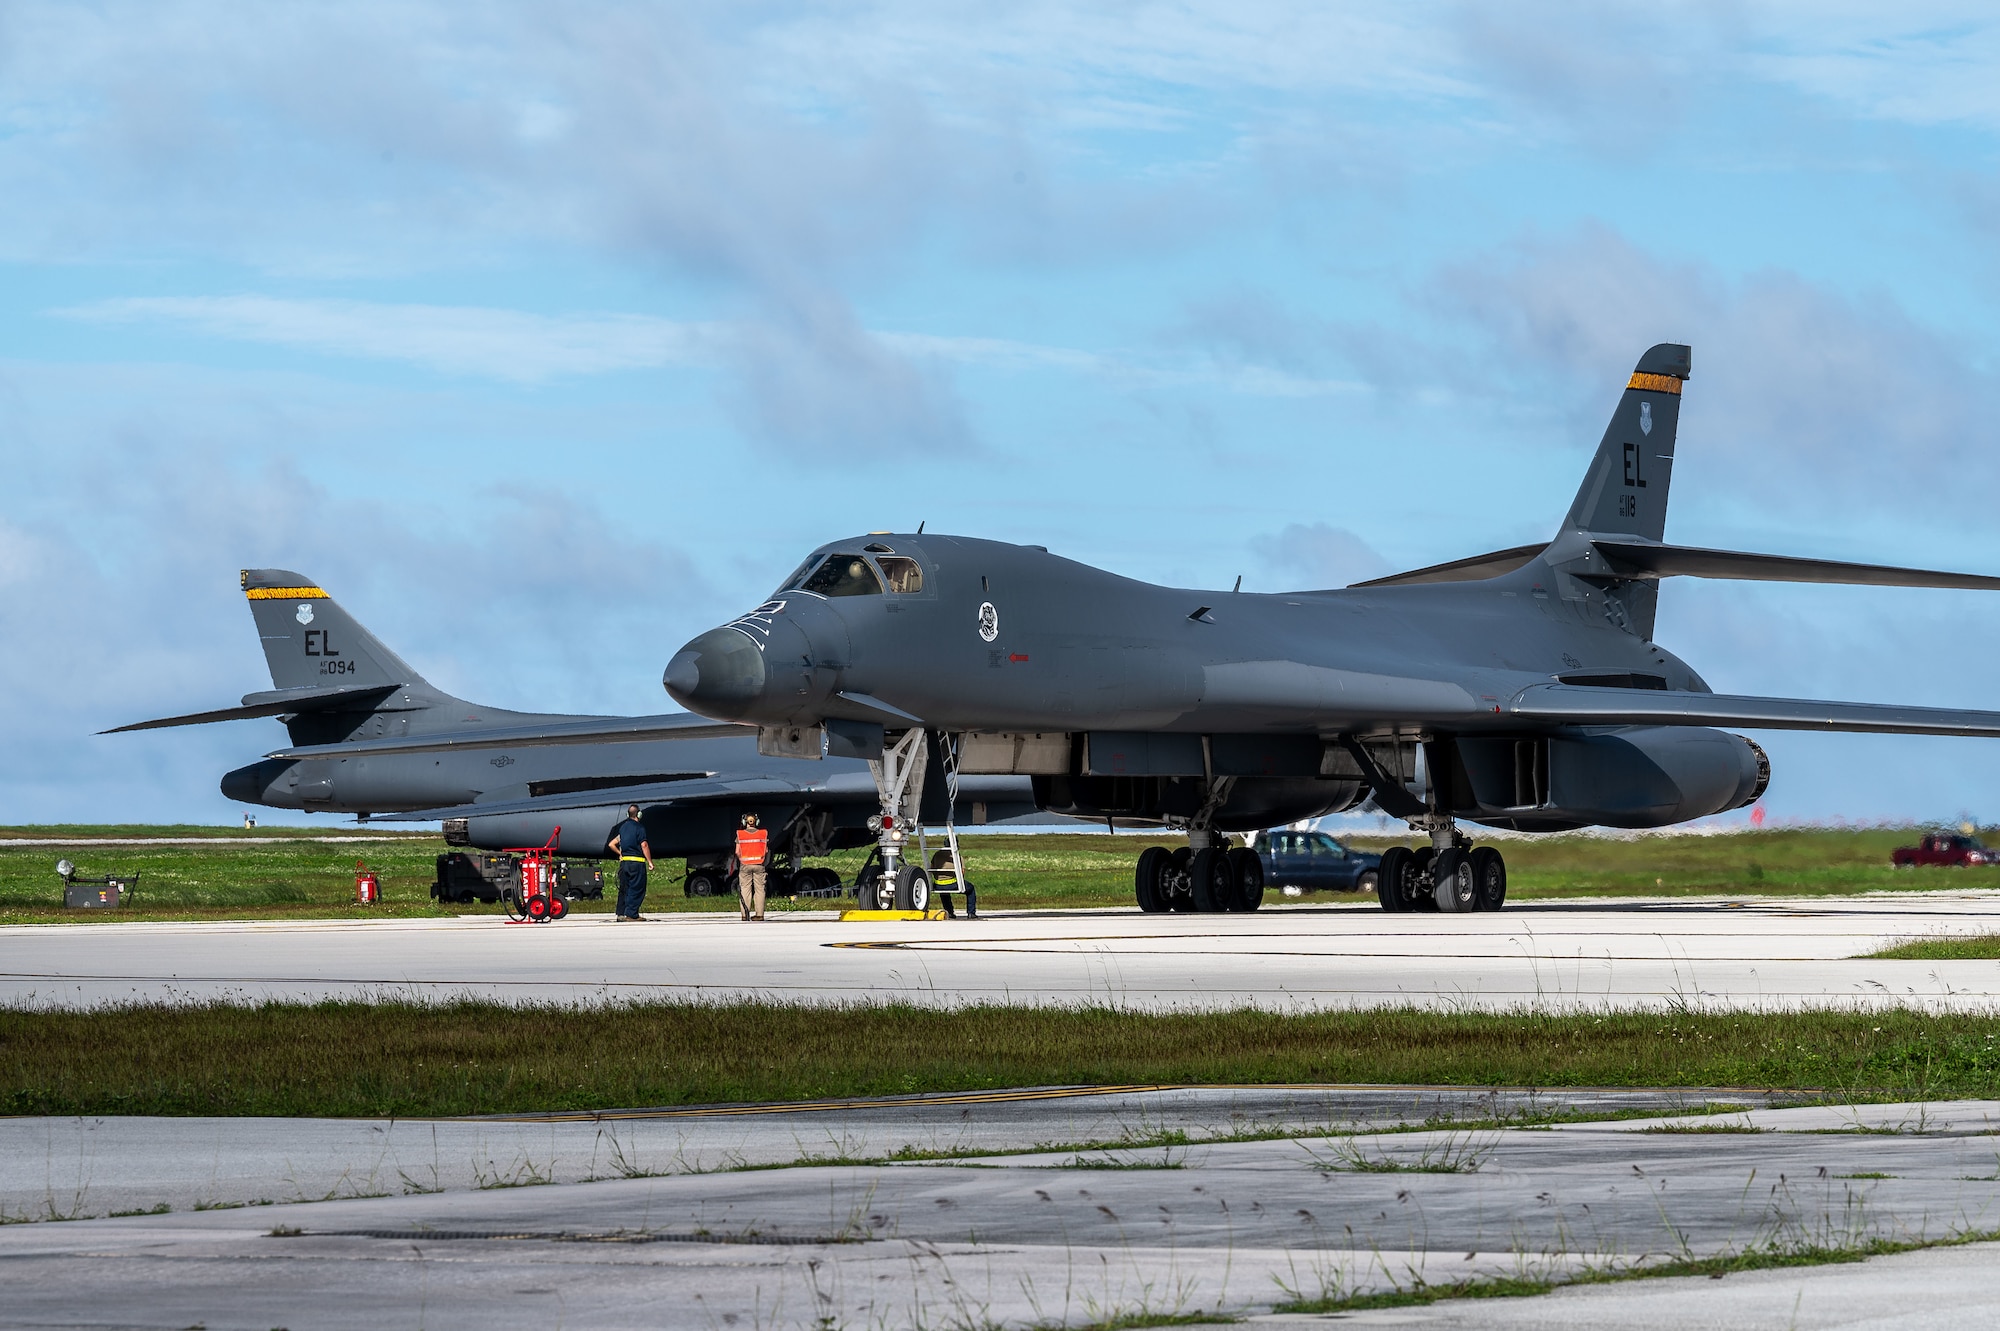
[239,568,428,693]
[1560,342,1689,541]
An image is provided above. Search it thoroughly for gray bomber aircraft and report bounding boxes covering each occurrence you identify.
[108,570,1045,897]
[660,343,2000,914]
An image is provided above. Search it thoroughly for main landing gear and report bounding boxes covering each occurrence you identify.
[1133,834,1265,914]
[1375,818,1506,913]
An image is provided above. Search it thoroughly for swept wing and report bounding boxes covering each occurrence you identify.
[370,768,1033,823]
[267,712,753,761]
[373,773,843,822]
[1509,684,2000,737]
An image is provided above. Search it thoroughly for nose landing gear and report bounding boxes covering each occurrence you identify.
[854,729,976,917]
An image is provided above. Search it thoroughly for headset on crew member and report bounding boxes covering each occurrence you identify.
[735,812,768,922]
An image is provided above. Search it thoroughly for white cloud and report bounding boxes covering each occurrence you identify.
[63,296,726,382]
[59,294,1363,400]
[0,371,722,821]
[1251,522,1392,589]
[1426,223,2000,539]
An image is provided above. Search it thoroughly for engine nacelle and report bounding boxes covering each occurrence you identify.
[1458,727,1769,832]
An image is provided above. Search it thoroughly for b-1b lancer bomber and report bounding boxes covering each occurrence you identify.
[666,344,2000,915]
[110,571,1047,901]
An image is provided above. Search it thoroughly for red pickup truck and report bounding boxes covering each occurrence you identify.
[1892,833,1998,867]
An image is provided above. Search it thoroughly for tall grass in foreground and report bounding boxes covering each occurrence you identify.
[3,1001,1998,1117]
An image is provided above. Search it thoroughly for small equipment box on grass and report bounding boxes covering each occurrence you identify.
[57,858,137,909]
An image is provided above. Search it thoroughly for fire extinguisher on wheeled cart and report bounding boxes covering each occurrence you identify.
[505,829,569,923]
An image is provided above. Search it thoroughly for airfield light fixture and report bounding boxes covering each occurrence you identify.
[55,858,74,880]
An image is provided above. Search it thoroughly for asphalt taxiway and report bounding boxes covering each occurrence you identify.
[4,890,2000,1011]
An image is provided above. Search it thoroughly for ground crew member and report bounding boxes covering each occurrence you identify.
[606,805,653,921]
[735,812,768,921]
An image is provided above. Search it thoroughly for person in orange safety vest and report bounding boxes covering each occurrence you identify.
[734,812,769,921]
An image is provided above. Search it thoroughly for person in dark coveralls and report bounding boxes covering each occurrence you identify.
[735,812,768,921]
[606,804,653,921]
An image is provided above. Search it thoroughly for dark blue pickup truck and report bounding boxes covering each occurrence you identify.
[1250,829,1381,897]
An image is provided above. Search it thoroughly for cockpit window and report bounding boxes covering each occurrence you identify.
[877,555,924,594]
[799,554,883,597]
[777,556,821,593]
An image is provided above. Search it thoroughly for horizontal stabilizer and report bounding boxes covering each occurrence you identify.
[1587,540,2000,590]
[1348,544,1548,590]
[268,712,754,761]
[1509,683,2000,737]
[102,683,401,734]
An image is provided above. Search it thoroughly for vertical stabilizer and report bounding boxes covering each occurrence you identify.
[1561,343,1690,541]
[240,569,430,693]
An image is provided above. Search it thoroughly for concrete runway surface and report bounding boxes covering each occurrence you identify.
[9,894,2000,1326]
[5,1092,2000,1329]
[5,889,2000,1010]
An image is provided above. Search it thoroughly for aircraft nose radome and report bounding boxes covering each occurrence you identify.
[662,651,700,698]
[664,628,767,719]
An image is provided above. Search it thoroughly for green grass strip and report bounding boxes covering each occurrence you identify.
[1863,934,2000,960]
[1271,1229,2000,1316]
[7,825,1999,924]
[4,1001,2000,1117]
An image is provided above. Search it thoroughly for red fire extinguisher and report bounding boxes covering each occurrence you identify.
[354,860,380,905]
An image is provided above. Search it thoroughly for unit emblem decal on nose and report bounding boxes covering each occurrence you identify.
[296,603,315,625]
[976,601,999,642]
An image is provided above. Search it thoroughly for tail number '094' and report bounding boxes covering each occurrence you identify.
[319,659,358,675]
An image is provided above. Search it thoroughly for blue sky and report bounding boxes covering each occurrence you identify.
[7,2,2000,825]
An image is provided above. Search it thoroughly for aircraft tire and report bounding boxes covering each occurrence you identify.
[1375,846,1410,912]
[857,867,888,911]
[1471,847,1507,911]
[1190,848,1231,912]
[894,865,931,912]
[1165,847,1195,911]
[685,867,726,898]
[1134,846,1169,913]
[1227,848,1264,911]
[1432,849,1476,913]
